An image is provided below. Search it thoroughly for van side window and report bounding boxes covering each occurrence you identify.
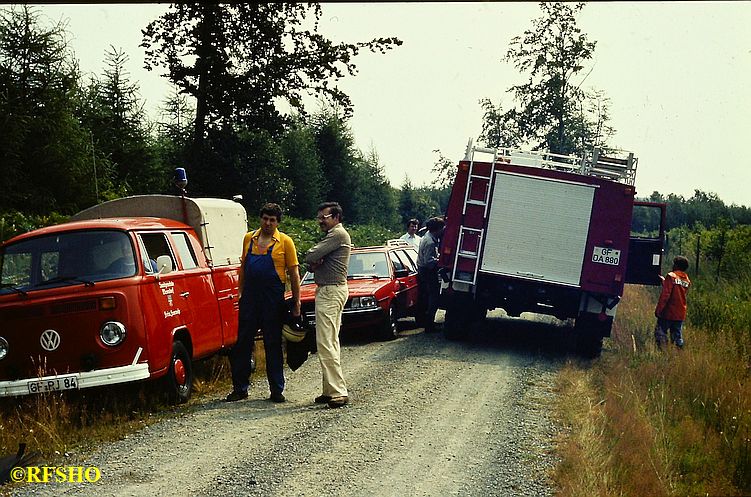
[138,233,176,273]
[171,232,198,270]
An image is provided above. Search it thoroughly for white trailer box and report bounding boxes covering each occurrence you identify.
[71,195,248,267]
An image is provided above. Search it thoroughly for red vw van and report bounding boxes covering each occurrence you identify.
[0,195,247,403]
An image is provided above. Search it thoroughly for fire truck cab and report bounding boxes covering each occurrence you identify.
[438,143,666,356]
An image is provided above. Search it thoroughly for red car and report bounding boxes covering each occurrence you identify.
[294,240,419,341]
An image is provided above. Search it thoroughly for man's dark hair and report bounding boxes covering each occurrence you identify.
[673,255,689,271]
[425,216,445,233]
[407,218,420,227]
[317,201,343,220]
[260,203,283,221]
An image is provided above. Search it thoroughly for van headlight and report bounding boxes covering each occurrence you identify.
[100,321,126,346]
[350,296,377,309]
[0,337,8,360]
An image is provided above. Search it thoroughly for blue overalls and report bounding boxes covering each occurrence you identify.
[230,238,286,396]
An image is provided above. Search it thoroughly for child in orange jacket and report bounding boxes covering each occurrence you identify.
[654,255,691,349]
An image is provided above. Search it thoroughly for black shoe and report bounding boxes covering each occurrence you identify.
[270,393,286,403]
[328,396,348,408]
[314,395,332,404]
[225,390,248,402]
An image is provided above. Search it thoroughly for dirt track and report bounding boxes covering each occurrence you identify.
[11,310,569,497]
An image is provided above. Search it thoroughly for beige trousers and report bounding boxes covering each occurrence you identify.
[315,284,349,398]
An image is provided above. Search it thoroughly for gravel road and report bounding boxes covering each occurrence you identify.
[11,310,568,497]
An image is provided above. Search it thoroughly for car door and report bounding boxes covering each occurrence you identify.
[390,249,419,315]
[625,201,667,286]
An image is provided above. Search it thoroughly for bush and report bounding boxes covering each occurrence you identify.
[1,210,70,243]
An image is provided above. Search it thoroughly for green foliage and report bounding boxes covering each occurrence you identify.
[478,98,521,149]
[0,210,69,243]
[274,216,400,266]
[397,172,448,229]
[194,126,289,208]
[312,107,362,219]
[635,190,751,232]
[485,2,613,156]
[0,6,96,213]
[430,149,457,191]
[348,222,401,248]
[664,222,751,282]
[80,46,168,199]
[281,119,326,218]
[356,148,399,229]
[141,3,402,141]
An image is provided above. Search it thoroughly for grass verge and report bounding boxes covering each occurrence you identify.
[0,343,266,467]
[554,283,751,496]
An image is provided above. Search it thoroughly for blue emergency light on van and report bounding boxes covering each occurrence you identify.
[174,168,188,190]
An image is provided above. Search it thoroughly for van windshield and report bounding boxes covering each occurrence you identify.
[0,230,136,294]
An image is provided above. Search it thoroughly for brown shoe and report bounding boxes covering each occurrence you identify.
[314,395,332,404]
[328,396,348,408]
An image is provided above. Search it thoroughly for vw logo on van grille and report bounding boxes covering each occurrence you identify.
[40,329,61,351]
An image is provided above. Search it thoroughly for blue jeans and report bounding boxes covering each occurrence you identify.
[655,319,684,348]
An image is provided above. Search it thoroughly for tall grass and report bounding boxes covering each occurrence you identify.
[0,343,265,462]
[555,280,751,496]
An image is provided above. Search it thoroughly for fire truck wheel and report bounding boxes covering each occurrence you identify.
[443,306,466,341]
[573,314,609,358]
[378,304,399,341]
[576,333,603,359]
[167,340,194,404]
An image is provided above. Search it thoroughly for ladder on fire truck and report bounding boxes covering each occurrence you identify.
[450,140,638,288]
[451,141,498,287]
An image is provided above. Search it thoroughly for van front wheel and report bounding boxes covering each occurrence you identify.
[167,341,193,404]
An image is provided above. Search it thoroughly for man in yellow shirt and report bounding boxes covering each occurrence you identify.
[226,203,301,403]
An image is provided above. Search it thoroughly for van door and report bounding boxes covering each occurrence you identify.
[137,232,192,372]
[169,231,223,357]
[625,201,666,286]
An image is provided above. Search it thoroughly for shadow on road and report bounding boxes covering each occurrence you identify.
[340,310,594,363]
[460,313,576,359]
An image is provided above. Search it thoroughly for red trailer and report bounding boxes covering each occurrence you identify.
[438,144,666,355]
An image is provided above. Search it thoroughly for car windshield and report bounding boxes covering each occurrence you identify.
[301,251,391,283]
[0,230,136,294]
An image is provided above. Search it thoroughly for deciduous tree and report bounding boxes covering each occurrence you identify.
[141,3,401,142]
[489,2,612,156]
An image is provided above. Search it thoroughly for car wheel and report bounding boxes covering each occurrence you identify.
[167,340,193,404]
[378,304,398,341]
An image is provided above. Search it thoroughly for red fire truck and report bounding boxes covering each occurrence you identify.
[438,143,665,355]
[0,194,246,402]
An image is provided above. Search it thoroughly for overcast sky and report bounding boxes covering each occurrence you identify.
[32,2,751,207]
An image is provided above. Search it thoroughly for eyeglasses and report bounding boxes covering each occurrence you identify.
[316,213,333,221]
